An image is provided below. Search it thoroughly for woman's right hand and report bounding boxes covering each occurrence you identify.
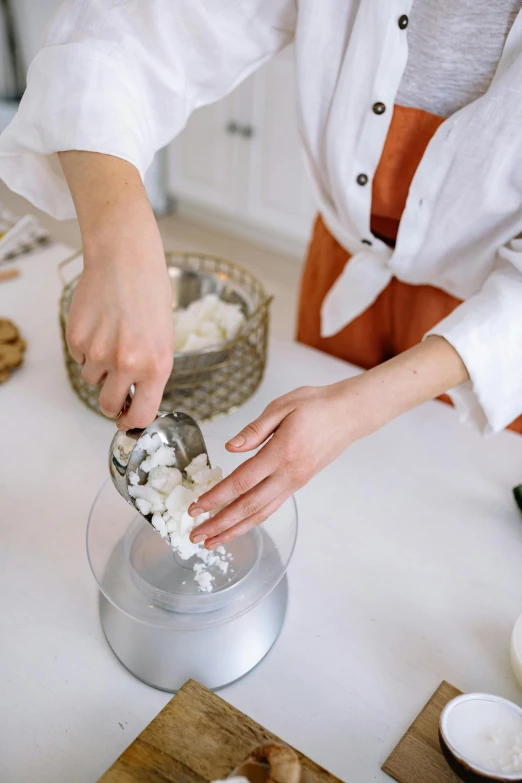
[67,242,174,430]
[59,151,174,430]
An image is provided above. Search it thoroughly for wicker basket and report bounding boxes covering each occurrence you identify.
[58,250,272,422]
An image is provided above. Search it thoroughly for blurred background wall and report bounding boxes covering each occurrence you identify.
[0,0,168,213]
[0,0,58,100]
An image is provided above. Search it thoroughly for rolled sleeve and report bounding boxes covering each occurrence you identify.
[426,239,522,435]
[0,45,152,219]
[0,0,295,220]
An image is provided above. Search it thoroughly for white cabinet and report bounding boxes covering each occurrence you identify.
[245,51,316,243]
[167,92,239,214]
[167,48,316,257]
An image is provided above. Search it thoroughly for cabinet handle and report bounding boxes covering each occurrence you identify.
[240,125,255,139]
[225,120,239,134]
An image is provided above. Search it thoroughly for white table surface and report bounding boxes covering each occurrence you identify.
[2,244,522,783]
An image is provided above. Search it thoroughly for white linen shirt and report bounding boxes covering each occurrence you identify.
[1,0,522,435]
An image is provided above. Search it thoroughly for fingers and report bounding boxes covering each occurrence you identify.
[98,372,133,418]
[203,491,290,549]
[226,400,292,452]
[188,440,281,517]
[68,344,85,365]
[81,359,106,387]
[116,377,165,431]
[190,475,282,543]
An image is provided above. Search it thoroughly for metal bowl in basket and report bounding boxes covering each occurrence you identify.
[58,251,272,422]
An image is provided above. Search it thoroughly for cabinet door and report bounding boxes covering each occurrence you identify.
[167,93,239,214]
[244,48,316,243]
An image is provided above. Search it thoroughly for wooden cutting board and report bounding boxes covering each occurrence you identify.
[98,679,346,782]
[382,681,463,783]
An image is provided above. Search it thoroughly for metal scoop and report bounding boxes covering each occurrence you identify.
[109,411,209,509]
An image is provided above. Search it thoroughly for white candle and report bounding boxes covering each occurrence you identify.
[441,695,522,777]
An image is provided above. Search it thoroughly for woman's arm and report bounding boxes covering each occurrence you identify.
[59,151,174,430]
[188,335,469,548]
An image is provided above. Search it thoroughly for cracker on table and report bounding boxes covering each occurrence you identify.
[0,341,25,370]
[0,318,19,343]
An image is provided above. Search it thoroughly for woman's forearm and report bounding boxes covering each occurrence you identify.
[343,335,469,435]
[58,151,162,262]
[58,150,174,430]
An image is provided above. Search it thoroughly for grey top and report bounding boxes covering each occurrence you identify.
[396,0,522,117]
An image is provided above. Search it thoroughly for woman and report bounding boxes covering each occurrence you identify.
[1,1,521,550]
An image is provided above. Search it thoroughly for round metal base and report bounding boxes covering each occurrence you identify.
[98,575,288,692]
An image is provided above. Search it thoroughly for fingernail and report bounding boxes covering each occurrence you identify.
[206,542,219,550]
[227,434,245,448]
[189,506,204,517]
[192,534,205,544]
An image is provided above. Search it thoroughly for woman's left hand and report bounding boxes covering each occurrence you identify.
[188,336,470,549]
[188,378,375,549]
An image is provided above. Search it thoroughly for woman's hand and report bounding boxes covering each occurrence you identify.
[189,336,469,548]
[67,249,174,430]
[59,151,174,430]
[188,379,372,549]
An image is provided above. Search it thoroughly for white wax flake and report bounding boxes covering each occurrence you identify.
[173,293,245,353]
[128,483,166,513]
[151,512,168,538]
[128,447,228,592]
[149,466,182,494]
[187,466,223,492]
[193,563,214,593]
[137,432,162,454]
[135,498,152,516]
[141,444,176,472]
[190,453,208,467]
[165,484,197,516]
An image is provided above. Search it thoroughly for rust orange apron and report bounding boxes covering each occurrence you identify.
[297,105,522,434]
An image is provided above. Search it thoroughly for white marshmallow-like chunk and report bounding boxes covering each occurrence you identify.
[173,293,245,353]
[137,432,162,454]
[193,563,214,593]
[151,513,168,538]
[141,445,176,472]
[135,498,152,516]
[149,466,182,494]
[165,484,197,516]
[128,483,166,513]
[128,448,229,592]
[188,453,208,468]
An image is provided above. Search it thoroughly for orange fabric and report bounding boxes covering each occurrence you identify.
[371,106,445,239]
[297,105,522,433]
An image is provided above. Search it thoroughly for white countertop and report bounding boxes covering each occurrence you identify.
[2,244,522,783]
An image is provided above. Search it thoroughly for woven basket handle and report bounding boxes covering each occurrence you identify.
[234,294,274,341]
[57,249,83,287]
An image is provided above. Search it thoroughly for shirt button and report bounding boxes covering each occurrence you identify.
[373,102,386,115]
[398,14,409,29]
[356,173,368,186]
[361,239,372,246]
